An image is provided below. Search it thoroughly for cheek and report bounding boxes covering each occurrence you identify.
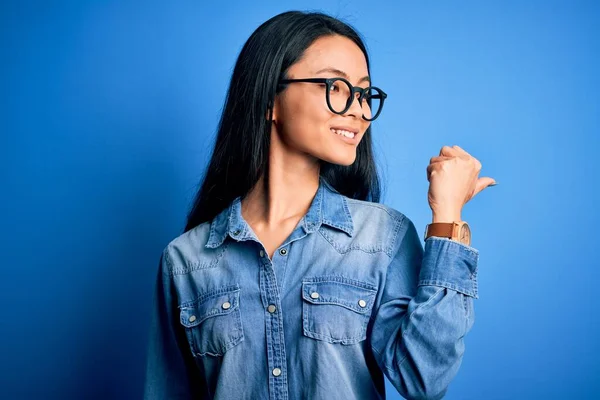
[280,95,331,144]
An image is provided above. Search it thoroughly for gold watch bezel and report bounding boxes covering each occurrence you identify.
[455,221,471,246]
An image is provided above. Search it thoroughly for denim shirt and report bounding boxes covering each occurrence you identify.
[143,176,479,400]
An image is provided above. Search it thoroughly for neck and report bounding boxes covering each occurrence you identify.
[240,125,320,231]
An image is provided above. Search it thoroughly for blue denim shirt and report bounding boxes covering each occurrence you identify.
[143,176,479,400]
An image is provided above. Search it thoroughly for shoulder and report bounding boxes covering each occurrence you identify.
[160,221,222,275]
[346,197,409,224]
[342,197,418,257]
[345,197,417,233]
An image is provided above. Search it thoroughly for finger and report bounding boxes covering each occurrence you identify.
[452,145,471,157]
[472,177,497,197]
[426,164,436,181]
[427,170,435,182]
[439,145,459,157]
[426,163,442,181]
[429,155,453,164]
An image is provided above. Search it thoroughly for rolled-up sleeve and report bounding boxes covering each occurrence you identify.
[369,216,479,400]
[143,248,206,399]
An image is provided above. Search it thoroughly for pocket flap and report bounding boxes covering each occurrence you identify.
[180,284,240,328]
[302,278,377,314]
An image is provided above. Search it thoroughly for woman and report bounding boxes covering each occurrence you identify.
[143,10,496,400]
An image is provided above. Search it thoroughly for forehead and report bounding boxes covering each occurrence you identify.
[291,35,369,79]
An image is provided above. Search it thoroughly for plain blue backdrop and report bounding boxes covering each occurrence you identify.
[2,1,599,399]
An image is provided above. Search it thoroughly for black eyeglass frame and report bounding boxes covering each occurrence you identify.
[278,77,388,121]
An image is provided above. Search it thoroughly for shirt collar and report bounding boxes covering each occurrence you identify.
[205,176,354,249]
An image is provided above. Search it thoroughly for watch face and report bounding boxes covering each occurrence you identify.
[459,224,471,245]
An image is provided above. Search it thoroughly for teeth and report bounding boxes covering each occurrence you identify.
[331,128,355,138]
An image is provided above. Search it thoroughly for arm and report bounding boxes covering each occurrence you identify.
[369,216,479,400]
[143,248,207,399]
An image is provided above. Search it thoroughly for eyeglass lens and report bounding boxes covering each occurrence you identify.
[327,78,383,120]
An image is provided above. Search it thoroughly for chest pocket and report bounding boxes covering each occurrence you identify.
[301,277,377,345]
[179,284,244,357]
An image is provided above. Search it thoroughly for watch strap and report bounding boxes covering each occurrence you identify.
[425,222,455,239]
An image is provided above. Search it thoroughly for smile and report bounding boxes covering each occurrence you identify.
[330,128,356,139]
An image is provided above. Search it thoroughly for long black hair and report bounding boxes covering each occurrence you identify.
[184,10,383,233]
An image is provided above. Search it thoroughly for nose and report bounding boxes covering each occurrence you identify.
[345,90,364,117]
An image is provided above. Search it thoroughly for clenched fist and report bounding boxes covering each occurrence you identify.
[426,145,496,223]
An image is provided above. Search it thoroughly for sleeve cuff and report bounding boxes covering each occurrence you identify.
[419,237,480,299]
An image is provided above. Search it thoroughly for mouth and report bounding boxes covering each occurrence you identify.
[330,126,358,140]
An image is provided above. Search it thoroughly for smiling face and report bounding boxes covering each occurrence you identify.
[271,34,372,166]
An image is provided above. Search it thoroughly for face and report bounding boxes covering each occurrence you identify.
[272,35,372,166]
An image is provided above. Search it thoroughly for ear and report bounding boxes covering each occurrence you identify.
[266,97,279,122]
[265,106,272,122]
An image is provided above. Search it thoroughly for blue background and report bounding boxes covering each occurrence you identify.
[2,1,598,399]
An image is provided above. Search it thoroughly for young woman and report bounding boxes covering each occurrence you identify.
[144,10,496,400]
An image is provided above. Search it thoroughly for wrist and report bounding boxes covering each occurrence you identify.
[432,212,462,223]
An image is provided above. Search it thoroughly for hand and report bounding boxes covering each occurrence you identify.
[426,145,495,222]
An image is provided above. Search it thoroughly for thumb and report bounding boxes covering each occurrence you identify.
[473,177,497,197]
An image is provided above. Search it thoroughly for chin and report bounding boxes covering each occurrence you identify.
[320,153,357,166]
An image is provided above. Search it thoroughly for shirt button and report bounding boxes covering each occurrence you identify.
[188,315,197,323]
[222,301,231,310]
[259,250,265,257]
[233,229,241,236]
[279,248,287,256]
[272,368,282,377]
[358,299,367,308]
[310,292,319,299]
[267,304,277,313]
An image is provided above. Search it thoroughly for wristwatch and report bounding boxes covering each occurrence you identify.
[424,221,471,246]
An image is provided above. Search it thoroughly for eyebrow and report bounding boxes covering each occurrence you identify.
[315,67,371,84]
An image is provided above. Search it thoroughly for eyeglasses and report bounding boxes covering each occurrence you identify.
[278,77,387,121]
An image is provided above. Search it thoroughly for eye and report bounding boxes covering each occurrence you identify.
[329,83,340,93]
